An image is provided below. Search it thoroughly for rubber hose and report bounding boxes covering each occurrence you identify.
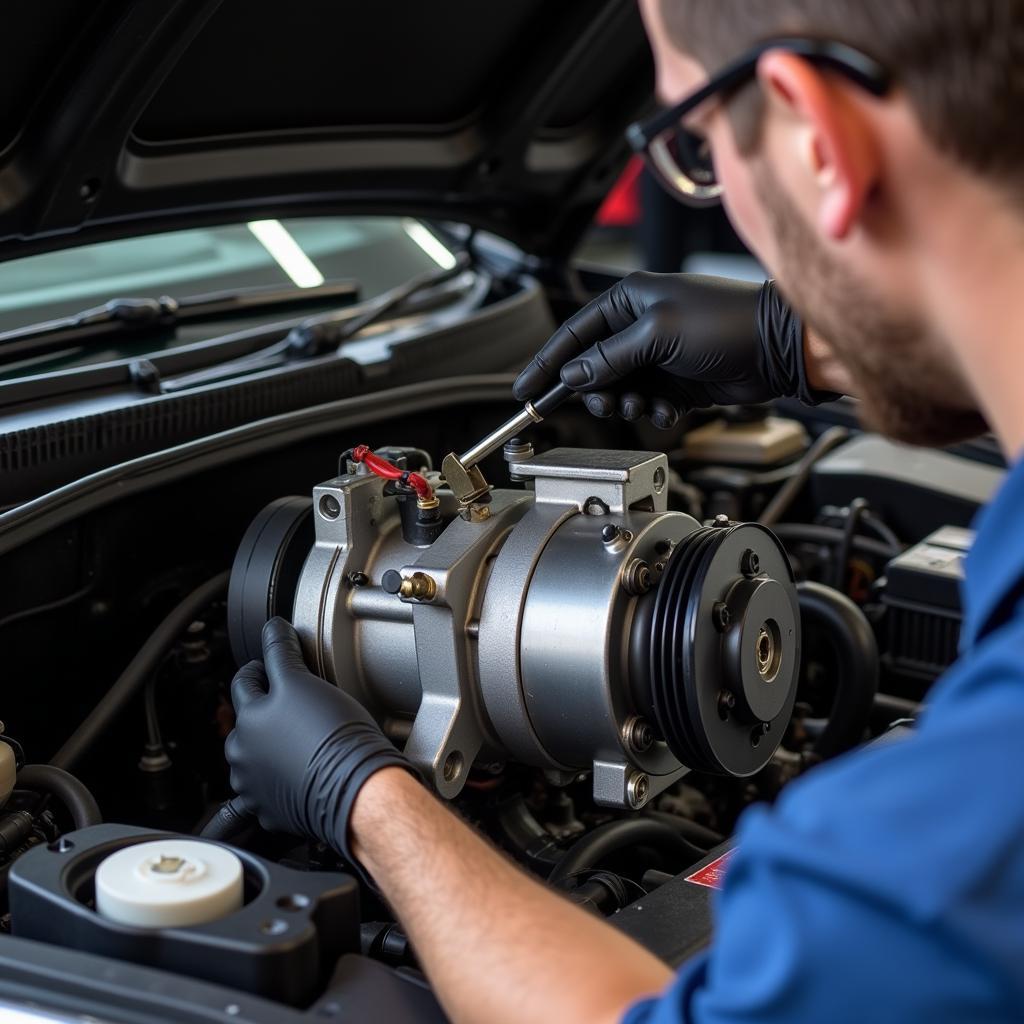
[548,819,706,887]
[873,692,922,719]
[871,693,922,733]
[198,796,253,842]
[759,426,850,527]
[17,764,101,829]
[797,581,879,758]
[644,811,724,849]
[52,571,230,772]
[833,497,869,589]
[772,523,897,561]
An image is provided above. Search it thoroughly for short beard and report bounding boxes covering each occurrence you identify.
[754,165,988,447]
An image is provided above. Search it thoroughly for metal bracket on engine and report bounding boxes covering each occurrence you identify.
[592,760,690,810]
[401,490,533,796]
[512,448,669,514]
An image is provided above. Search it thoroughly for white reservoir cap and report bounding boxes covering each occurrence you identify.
[95,839,243,929]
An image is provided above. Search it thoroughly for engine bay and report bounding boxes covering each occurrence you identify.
[0,383,1000,1021]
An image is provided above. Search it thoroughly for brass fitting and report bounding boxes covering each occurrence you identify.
[399,572,437,601]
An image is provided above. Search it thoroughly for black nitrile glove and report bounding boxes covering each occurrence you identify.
[225,617,414,865]
[513,272,837,428]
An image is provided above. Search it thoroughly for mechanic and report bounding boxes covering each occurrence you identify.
[224,1,1024,1021]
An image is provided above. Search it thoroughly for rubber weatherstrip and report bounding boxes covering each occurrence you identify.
[0,374,516,559]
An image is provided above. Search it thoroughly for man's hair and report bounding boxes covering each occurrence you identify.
[661,0,1024,195]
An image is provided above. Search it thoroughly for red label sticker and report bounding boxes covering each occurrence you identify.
[684,848,736,891]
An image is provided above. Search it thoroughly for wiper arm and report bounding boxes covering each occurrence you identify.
[158,252,473,393]
[284,250,471,357]
[0,279,360,362]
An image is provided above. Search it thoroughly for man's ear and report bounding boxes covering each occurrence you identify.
[756,50,880,240]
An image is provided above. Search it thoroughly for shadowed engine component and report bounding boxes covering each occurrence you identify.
[229,447,800,810]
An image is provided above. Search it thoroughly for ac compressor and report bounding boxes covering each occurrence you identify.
[229,446,800,810]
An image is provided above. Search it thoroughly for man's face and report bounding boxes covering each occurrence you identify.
[637,0,985,445]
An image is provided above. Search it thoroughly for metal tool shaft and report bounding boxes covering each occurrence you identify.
[457,381,574,469]
[458,405,541,468]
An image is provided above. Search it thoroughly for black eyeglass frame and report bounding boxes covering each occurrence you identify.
[626,37,892,206]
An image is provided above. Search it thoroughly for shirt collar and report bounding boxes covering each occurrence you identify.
[961,453,1024,646]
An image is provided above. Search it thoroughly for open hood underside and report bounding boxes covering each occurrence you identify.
[0,0,653,262]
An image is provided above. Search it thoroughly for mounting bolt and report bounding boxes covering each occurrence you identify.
[713,514,731,528]
[504,437,534,481]
[601,524,621,544]
[740,548,761,576]
[627,772,650,809]
[712,601,732,631]
[585,497,610,516]
[503,437,534,460]
[717,690,737,720]
[622,559,653,595]
[347,571,369,588]
[623,717,654,754]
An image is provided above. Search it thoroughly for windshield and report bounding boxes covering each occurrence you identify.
[0,216,451,336]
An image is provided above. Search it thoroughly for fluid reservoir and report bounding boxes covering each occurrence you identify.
[94,839,243,928]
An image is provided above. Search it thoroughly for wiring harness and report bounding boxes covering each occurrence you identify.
[348,445,435,504]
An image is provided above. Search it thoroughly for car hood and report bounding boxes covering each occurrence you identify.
[0,0,653,264]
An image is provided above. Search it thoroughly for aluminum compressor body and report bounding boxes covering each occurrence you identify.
[229,447,800,810]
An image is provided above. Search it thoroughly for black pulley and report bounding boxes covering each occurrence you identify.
[227,496,314,665]
[631,521,800,776]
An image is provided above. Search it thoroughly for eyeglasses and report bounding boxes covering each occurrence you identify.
[627,37,891,207]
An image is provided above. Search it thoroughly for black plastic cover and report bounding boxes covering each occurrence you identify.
[0,936,448,1023]
[811,435,1002,542]
[612,842,733,966]
[8,823,360,1006]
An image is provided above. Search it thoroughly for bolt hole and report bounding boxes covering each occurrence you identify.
[443,750,464,783]
[319,494,341,520]
[750,726,762,748]
[276,894,310,912]
[260,918,289,936]
[653,467,666,493]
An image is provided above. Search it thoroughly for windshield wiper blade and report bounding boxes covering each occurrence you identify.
[158,252,474,394]
[0,279,360,361]
[284,251,471,357]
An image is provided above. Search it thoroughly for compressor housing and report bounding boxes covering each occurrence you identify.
[229,447,800,809]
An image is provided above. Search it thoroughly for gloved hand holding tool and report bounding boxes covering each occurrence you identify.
[514,272,840,428]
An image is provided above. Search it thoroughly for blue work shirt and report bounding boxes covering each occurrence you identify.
[626,454,1024,1024]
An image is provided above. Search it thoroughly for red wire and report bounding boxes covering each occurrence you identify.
[350,445,434,501]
